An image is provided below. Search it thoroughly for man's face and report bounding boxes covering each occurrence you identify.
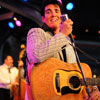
[42,4,61,30]
[5,56,13,67]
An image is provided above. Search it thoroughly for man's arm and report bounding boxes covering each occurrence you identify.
[26,28,70,63]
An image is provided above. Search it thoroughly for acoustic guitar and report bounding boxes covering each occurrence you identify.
[31,58,100,100]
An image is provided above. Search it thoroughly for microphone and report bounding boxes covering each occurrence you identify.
[60,14,74,43]
[60,14,69,22]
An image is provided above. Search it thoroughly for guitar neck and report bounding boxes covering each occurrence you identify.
[81,78,100,86]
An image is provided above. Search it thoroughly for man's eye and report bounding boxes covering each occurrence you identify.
[56,9,60,13]
[46,11,51,14]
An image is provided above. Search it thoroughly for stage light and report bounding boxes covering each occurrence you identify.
[66,2,74,11]
[15,20,22,27]
[21,0,28,2]
[57,0,62,4]
[24,0,28,2]
[98,30,100,34]
[8,22,14,29]
[72,35,76,39]
[13,17,17,21]
[85,29,89,32]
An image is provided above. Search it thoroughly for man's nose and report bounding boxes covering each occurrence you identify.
[51,12,56,16]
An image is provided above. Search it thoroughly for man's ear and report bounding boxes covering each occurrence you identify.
[41,16,44,22]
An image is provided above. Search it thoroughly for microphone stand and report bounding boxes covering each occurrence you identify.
[69,34,90,98]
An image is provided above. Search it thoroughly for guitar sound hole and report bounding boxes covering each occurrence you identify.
[69,76,80,88]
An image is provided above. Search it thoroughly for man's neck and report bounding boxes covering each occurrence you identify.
[42,23,60,35]
[53,28,60,35]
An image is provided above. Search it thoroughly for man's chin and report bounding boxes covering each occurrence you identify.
[50,25,58,29]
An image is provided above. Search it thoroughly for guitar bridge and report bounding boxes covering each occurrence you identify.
[55,73,60,92]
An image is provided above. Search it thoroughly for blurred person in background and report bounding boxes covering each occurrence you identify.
[0,55,24,100]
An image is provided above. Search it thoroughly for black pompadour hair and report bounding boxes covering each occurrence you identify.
[41,0,64,16]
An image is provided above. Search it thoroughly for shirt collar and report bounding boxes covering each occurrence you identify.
[41,23,54,36]
[3,64,11,69]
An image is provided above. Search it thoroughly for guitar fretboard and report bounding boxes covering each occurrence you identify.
[81,78,100,86]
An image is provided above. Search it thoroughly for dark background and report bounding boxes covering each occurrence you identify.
[0,0,100,76]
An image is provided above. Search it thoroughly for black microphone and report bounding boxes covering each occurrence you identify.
[60,14,74,43]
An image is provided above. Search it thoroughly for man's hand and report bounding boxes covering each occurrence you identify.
[84,86,100,100]
[60,19,73,37]
[11,82,19,96]
[18,60,24,67]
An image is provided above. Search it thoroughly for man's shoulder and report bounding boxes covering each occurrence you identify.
[11,67,18,71]
[0,65,3,67]
[0,64,6,68]
[27,28,45,35]
[0,65,3,69]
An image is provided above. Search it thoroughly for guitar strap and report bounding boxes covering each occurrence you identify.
[62,45,67,62]
[25,53,31,85]
[25,52,38,86]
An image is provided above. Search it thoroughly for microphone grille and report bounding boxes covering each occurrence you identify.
[60,14,69,22]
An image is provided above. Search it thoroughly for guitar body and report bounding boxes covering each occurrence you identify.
[31,58,92,100]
